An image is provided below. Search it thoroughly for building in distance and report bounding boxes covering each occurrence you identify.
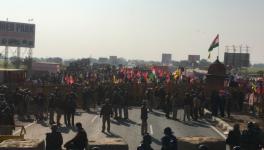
[32,62,60,74]
[188,55,200,63]
[109,56,118,66]
[98,57,109,64]
[161,53,172,66]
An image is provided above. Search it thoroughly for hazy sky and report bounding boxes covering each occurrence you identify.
[0,0,264,63]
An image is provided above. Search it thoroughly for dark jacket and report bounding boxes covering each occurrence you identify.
[161,134,178,150]
[226,129,241,146]
[65,128,88,150]
[141,106,148,120]
[46,132,63,150]
[137,144,153,150]
[100,104,113,117]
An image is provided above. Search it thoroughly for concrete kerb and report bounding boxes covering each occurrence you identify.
[204,109,233,135]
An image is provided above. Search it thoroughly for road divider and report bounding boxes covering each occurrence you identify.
[149,125,153,135]
[91,116,98,123]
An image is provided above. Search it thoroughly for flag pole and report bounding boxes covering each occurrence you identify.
[217,34,220,60]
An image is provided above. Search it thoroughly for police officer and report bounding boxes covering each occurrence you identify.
[117,88,123,118]
[65,91,77,127]
[111,90,118,118]
[82,86,90,111]
[141,101,148,135]
[161,127,178,150]
[241,122,260,150]
[226,124,241,150]
[46,125,63,150]
[0,94,15,135]
[123,90,129,119]
[64,123,88,150]
[137,133,153,150]
[48,93,56,125]
[192,94,200,121]
[183,93,191,122]
[164,93,171,119]
[54,87,64,126]
[100,99,113,132]
[171,93,179,120]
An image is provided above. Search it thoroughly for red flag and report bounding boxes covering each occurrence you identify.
[69,75,74,85]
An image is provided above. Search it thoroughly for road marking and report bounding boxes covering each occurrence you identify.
[204,120,226,139]
[91,116,98,123]
[149,124,153,135]
[13,122,35,135]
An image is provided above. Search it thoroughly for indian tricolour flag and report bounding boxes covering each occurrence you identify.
[208,34,219,59]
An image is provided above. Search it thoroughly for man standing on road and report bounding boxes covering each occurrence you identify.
[54,87,64,126]
[100,99,113,132]
[183,93,191,122]
[65,91,77,127]
[161,127,178,150]
[111,90,119,118]
[48,93,56,125]
[123,90,129,119]
[164,93,171,119]
[171,94,178,120]
[141,101,148,135]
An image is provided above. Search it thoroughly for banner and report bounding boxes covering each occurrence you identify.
[0,21,35,48]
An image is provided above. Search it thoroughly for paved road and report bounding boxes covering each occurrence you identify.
[15,108,224,150]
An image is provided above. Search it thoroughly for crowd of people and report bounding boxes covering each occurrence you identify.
[226,122,264,150]
[0,63,263,149]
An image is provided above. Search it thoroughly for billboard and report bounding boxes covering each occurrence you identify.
[0,21,35,48]
[188,55,200,62]
[224,52,250,67]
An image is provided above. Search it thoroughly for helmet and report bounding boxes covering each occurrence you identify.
[164,127,173,135]
[142,134,152,144]
[51,125,58,132]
